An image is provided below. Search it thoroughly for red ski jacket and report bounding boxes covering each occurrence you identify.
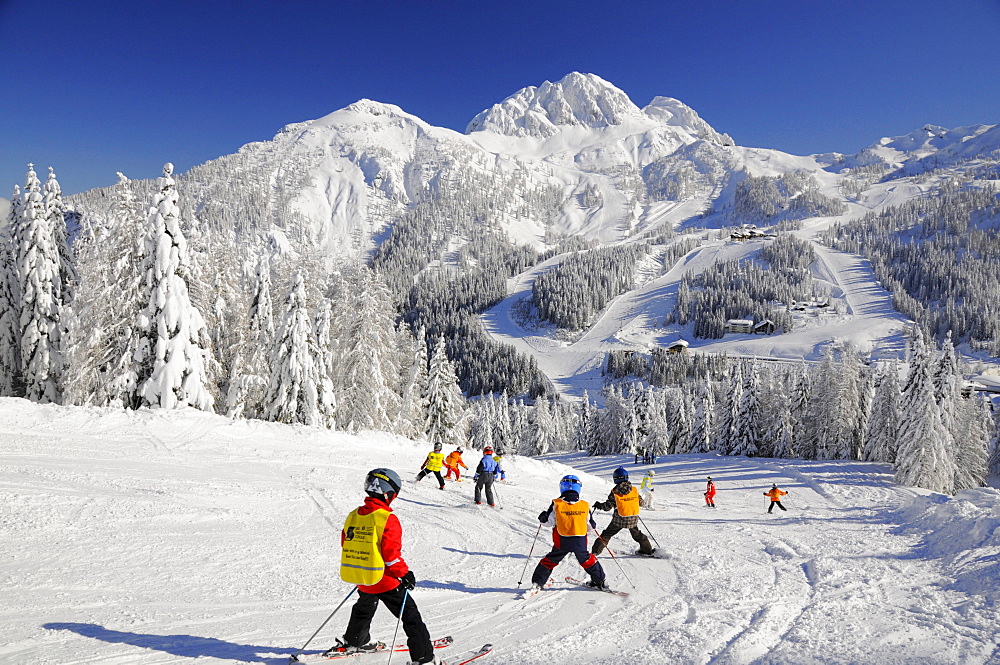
[341,496,410,594]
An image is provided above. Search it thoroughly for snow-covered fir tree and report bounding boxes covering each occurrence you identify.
[714,361,743,454]
[134,163,215,411]
[644,389,672,456]
[766,379,794,459]
[730,361,763,457]
[42,167,75,306]
[312,301,337,426]
[0,186,22,396]
[525,398,554,456]
[263,271,322,426]
[952,392,991,491]
[395,327,429,439]
[863,362,901,463]
[789,363,811,454]
[16,165,64,404]
[333,268,401,432]
[689,380,714,454]
[424,335,467,447]
[894,346,956,493]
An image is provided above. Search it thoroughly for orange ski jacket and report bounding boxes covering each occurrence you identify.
[765,488,788,501]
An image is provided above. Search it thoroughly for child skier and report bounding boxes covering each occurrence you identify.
[443,447,467,482]
[473,446,502,506]
[592,467,654,556]
[531,474,608,590]
[638,470,655,509]
[414,443,446,490]
[332,468,440,665]
[704,476,717,508]
[764,483,788,513]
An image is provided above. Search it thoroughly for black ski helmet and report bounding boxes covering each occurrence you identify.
[613,466,629,483]
[365,468,402,502]
[433,442,443,451]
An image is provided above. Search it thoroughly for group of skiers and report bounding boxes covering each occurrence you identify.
[318,456,791,664]
[415,443,506,508]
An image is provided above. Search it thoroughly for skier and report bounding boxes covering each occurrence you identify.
[472,446,502,506]
[415,443,446,490]
[443,447,467,482]
[530,474,608,590]
[638,470,655,509]
[333,468,440,665]
[764,483,788,513]
[592,467,654,556]
[493,453,507,482]
[704,476,717,508]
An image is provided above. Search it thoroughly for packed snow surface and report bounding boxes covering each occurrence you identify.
[2,400,998,664]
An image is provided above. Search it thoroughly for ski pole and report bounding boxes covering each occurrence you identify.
[638,515,662,551]
[290,586,357,661]
[492,483,501,508]
[591,525,636,590]
[386,588,408,665]
[517,523,543,587]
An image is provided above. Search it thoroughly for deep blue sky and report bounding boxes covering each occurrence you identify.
[3,0,999,196]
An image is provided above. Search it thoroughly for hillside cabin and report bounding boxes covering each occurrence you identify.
[729,224,767,241]
[726,319,754,334]
[667,339,690,354]
[754,319,776,335]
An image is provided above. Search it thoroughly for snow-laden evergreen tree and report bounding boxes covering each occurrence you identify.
[894,347,956,493]
[424,335,467,446]
[801,349,840,460]
[525,398,553,456]
[225,248,275,418]
[334,268,401,432]
[833,351,863,460]
[492,392,514,455]
[988,403,1000,483]
[134,163,215,411]
[66,173,147,406]
[42,167,75,306]
[863,362,901,463]
[644,389,672,456]
[396,327,430,439]
[576,391,595,451]
[730,362,763,457]
[767,379,794,458]
[714,361,743,454]
[689,380,714,454]
[469,395,497,451]
[16,165,64,404]
[952,392,991,491]
[669,388,693,454]
[789,363,811,454]
[0,186,22,396]
[933,332,962,443]
[263,272,321,425]
[312,301,337,426]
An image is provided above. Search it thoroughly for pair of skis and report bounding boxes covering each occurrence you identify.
[520,577,630,599]
[291,636,491,664]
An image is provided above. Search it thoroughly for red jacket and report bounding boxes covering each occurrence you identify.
[341,496,410,594]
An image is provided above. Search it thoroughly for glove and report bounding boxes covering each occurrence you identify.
[473,474,479,482]
[538,510,548,523]
[400,571,416,590]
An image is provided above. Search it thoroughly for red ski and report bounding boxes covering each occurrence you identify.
[291,636,453,662]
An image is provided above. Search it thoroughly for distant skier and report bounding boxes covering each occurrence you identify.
[332,468,440,664]
[704,476,717,508]
[493,453,507,482]
[443,447,468,482]
[415,443,446,490]
[639,470,655,509]
[473,446,502,506]
[764,483,788,513]
[531,474,608,590]
[592,467,654,556]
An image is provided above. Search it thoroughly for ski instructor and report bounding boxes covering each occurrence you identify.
[334,468,440,665]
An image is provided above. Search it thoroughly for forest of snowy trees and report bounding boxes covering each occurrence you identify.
[668,235,823,338]
[1,164,472,446]
[822,180,1000,354]
[469,329,999,495]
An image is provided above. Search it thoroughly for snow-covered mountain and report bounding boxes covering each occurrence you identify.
[62,72,1000,399]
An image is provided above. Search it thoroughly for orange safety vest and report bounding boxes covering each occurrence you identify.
[552,497,591,537]
[445,451,466,467]
[613,487,641,517]
[340,507,391,585]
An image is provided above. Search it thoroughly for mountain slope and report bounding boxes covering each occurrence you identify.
[3,399,998,664]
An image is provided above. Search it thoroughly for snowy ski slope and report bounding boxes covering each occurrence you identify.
[3,400,998,664]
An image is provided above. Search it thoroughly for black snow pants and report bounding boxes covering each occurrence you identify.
[474,472,495,505]
[343,585,433,663]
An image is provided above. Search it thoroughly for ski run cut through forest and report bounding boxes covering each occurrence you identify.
[3,401,999,665]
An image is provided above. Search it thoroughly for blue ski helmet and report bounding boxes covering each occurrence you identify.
[365,468,402,502]
[559,474,582,494]
[613,466,629,483]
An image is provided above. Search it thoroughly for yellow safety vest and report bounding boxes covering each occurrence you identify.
[340,508,391,585]
[613,487,641,517]
[553,498,591,537]
[424,451,445,472]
